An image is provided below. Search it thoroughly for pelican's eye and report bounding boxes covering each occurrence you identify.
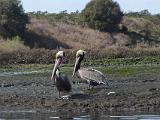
[57,56,62,59]
[76,54,80,58]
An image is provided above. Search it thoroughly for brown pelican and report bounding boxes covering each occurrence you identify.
[73,50,109,89]
[51,51,71,97]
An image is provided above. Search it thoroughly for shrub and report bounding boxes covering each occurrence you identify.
[80,0,123,32]
[0,36,26,52]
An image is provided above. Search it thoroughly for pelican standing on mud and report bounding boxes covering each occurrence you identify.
[73,50,110,89]
[51,51,71,97]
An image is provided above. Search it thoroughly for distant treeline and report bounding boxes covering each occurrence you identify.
[28,10,80,25]
[28,9,160,26]
[125,9,160,18]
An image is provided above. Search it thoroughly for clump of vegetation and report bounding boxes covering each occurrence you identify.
[0,47,160,65]
[0,0,29,38]
[0,36,27,52]
[80,0,123,32]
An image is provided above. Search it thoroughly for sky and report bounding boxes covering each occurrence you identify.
[21,0,160,14]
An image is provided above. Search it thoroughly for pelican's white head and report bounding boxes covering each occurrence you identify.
[56,51,65,59]
[76,50,86,58]
[51,51,65,80]
[73,50,86,76]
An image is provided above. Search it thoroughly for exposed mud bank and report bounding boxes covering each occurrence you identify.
[0,74,160,116]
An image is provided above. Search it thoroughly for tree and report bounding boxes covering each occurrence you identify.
[80,0,123,32]
[0,0,29,38]
[126,10,151,17]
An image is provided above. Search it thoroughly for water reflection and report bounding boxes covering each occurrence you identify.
[0,110,55,120]
[0,110,160,120]
[110,115,160,120]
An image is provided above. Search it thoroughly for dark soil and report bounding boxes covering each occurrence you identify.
[0,74,160,117]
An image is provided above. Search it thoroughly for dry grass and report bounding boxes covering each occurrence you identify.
[25,17,160,50]
[122,16,154,32]
[122,16,160,39]
[27,18,139,49]
[0,36,28,52]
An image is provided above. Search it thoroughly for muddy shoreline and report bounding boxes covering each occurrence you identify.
[0,73,160,116]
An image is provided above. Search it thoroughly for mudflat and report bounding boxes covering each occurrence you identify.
[0,72,160,117]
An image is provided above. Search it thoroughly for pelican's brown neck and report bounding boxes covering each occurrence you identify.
[73,54,84,76]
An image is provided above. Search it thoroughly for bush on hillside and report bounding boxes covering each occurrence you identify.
[0,36,26,52]
[0,0,29,38]
[80,0,123,32]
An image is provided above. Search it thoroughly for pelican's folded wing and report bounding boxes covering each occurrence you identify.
[78,68,109,85]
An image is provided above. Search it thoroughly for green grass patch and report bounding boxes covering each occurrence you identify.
[0,64,160,78]
[97,66,160,77]
[0,56,160,77]
[83,56,160,67]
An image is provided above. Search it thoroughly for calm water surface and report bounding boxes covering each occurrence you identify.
[0,110,159,120]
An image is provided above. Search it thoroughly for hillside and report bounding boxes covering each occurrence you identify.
[22,12,160,50]
[122,16,160,43]
[0,10,160,51]
[1,12,160,65]
[25,18,131,49]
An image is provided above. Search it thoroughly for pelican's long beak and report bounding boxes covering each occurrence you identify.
[72,56,81,77]
[51,58,62,80]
